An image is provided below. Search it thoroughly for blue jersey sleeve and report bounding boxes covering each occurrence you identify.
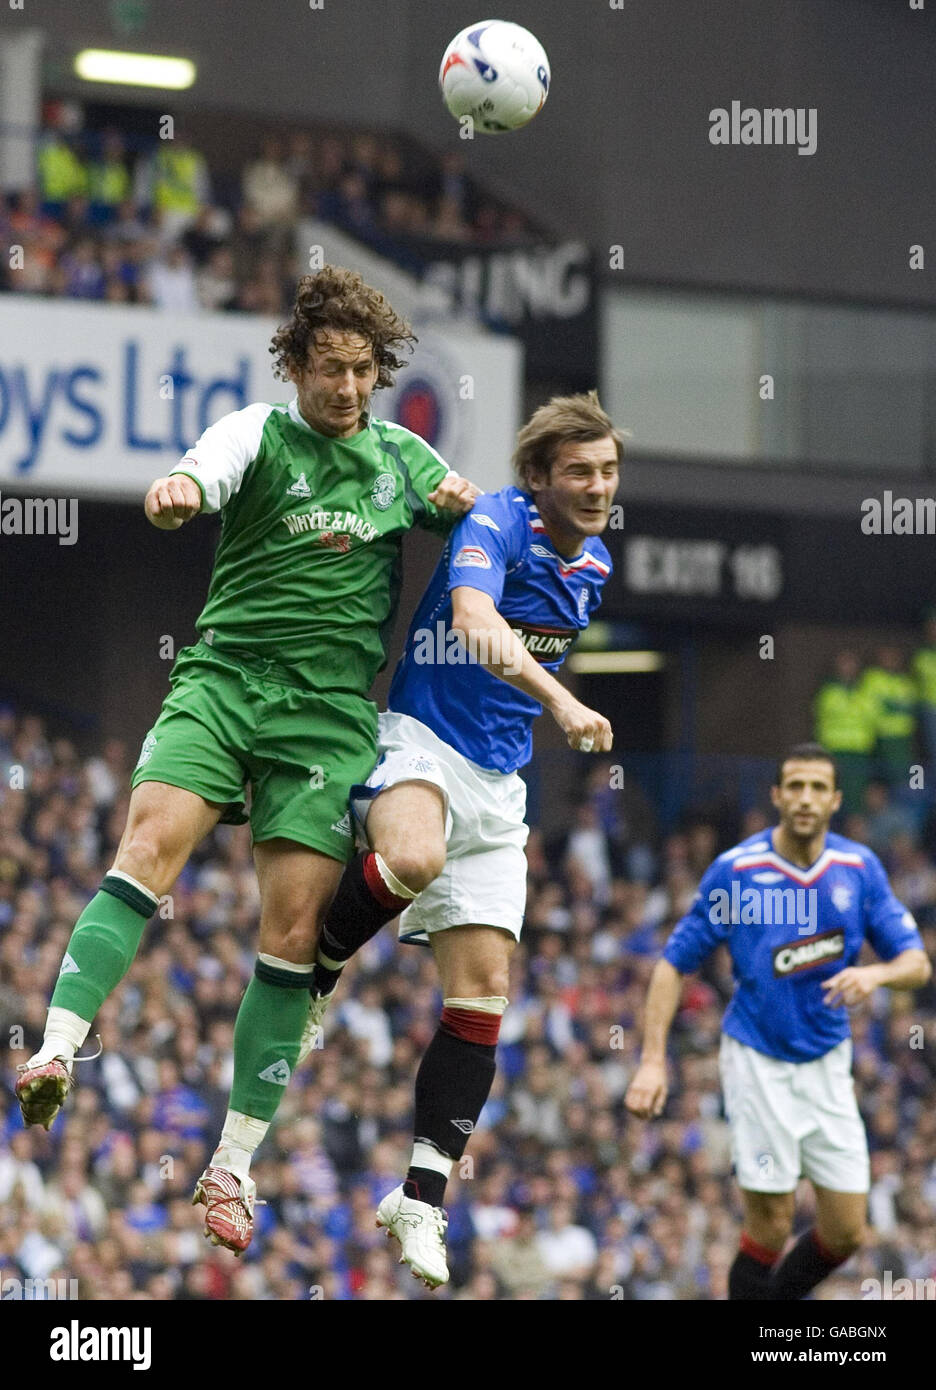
[862,851,925,961]
[446,495,522,607]
[663,857,733,973]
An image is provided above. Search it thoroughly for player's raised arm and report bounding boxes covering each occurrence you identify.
[147,400,272,530]
[144,474,203,530]
[450,584,612,753]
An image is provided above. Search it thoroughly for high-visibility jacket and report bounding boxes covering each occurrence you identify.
[912,646,936,709]
[813,681,878,754]
[37,139,87,201]
[152,146,204,215]
[88,159,130,207]
[860,667,917,739]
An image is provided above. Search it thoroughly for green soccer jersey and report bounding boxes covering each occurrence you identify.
[170,398,453,694]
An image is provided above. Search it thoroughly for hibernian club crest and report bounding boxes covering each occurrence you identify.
[371,472,396,511]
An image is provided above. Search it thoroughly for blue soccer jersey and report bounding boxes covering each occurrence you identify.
[663,830,924,1062]
[388,486,612,773]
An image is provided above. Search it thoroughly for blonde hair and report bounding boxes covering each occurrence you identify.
[512,390,627,490]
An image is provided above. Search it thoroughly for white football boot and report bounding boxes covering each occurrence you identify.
[376,1184,450,1289]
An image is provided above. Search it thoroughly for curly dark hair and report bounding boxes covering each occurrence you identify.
[270,265,416,389]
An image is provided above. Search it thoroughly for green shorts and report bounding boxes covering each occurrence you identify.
[130,640,377,861]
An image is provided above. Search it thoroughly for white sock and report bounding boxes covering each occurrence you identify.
[29,1007,91,1068]
[212,1110,270,1181]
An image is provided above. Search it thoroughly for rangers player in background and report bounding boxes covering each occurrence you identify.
[626,743,931,1300]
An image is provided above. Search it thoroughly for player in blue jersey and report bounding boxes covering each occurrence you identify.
[296,392,623,1286]
[626,743,931,1301]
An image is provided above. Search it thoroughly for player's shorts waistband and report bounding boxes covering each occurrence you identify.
[187,636,319,692]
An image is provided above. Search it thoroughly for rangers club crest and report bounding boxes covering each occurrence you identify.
[371,473,396,511]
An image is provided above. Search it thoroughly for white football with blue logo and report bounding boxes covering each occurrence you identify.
[439,20,550,134]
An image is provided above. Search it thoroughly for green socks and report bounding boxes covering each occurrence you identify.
[229,957,314,1122]
[50,872,158,1022]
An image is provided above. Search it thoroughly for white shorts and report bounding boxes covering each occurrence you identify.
[350,711,529,944]
[719,1033,870,1194]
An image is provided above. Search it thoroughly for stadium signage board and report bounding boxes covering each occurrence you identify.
[0,298,519,498]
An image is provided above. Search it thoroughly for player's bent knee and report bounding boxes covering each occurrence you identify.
[113,832,170,897]
[383,846,446,895]
[262,916,320,962]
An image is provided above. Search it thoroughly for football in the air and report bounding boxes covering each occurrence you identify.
[439,20,550,134]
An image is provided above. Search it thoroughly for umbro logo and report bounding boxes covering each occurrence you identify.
[258,1059,291,1085]
[450,1119,475,1135]
[59,953,80,976]
[331,811,352,838]
[530,544,552,558]
[287,472,312,500]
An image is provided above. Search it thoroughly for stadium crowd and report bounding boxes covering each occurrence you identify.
[0,704,935,1301]
[0,109,538,314]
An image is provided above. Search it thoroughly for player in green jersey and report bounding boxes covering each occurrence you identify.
[15,265,478,1254]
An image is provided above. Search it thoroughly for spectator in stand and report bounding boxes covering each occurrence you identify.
[861,780,918,861]
[283,131,318,216]
[312,135,347,203]
[235,255,287,314]
[99,242,138,301]
[135,132,210,239]
[320,169,375,237]
[87,131,131,225]
[814,650,877,816]
[196,246,238,312]
[106,198,151,248]
[229,202,276,283]
[432,194,471,243]
[36,122,88,214]
[144,242,199,312]
[535,1200,598,1281]
[59,237,106,300]
[242,137,299,244]
[83,739,129,811]
[347,133,382,201]
[6,189,66,294]
[181,205,230,269]
[434,150,473,223]
[862,646,918,791]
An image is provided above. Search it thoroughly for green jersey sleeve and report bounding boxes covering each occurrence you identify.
[170,402,275,513]
[376,421,458,536]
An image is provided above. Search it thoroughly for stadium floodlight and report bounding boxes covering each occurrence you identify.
[567,650,666,674]
[74,49,196,89]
